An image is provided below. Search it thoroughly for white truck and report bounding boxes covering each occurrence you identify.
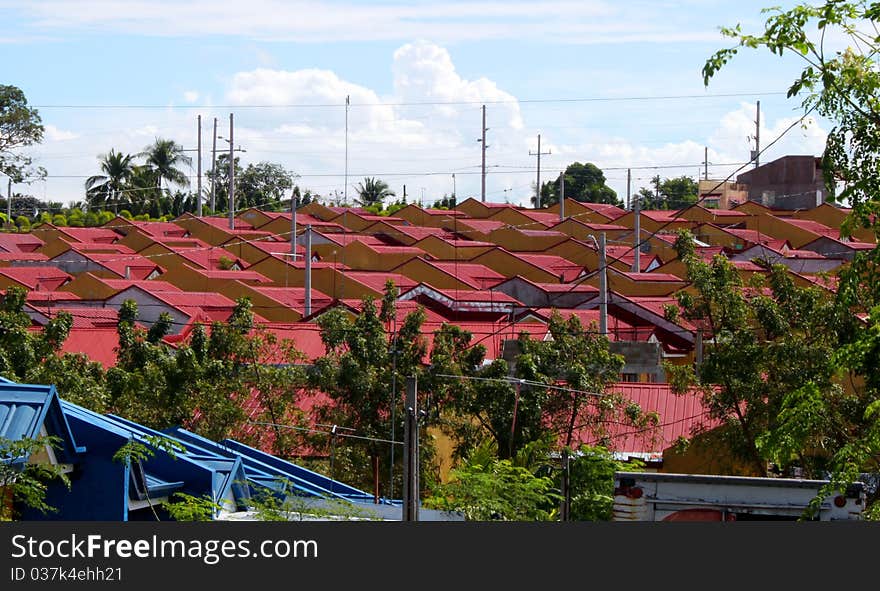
[613,471,866,521]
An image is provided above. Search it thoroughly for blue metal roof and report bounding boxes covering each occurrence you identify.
[166,427,384,504]
[0,382,84,463]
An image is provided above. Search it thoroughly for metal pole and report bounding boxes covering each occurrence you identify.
[197,115,202,217]
[6,178,11,229]
[228,113,235,230]
[402,375,419,521]
[290,188,297,258]
[344,95,350,205]
[536,134,541,208]
[632,169,640,273]
[481,105,487,202]
[210,117,217,213]
[304,224,312,316]
[559,172,565,221]
[755,100,761,168]
[530,134,550,209]
[560,448,571,521]
[599,232,608,335]
[704,146,709,181]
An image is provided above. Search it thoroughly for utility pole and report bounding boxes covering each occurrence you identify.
[632,169,641,273]
[752,100,761,169]
[290,187,297,258]
[210,117,217,214]
[304,225,312,316]
[558,172,565,221]
[402,376,420,521]
[529,134,550,209]
[228,113,235,230]
[480,105,488,202]
[598,233,608,335]
[452,173,456,203]
[196,115,202,217]
[704,146,709,181]
[560,448,571,521]
[344,95,350,206]
[6,178,11,229]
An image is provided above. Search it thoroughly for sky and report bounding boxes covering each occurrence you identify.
[1,0,831,209]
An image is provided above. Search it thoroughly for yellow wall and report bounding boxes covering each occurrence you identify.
[469,250,560,283]
[486,227,568,251]
[390,258,478,290]
[413,236,494,260]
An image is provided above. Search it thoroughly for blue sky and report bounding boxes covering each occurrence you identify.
[1,0,827,207]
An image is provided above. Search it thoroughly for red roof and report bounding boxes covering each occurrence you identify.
[454,219,507,235]
[55,226,120,244]
[0,266,72,291]
[514,253,585,282]
[578,202,627,219]
[513,210,562,227]
[342,271,419,294]
[0,233,44,253]
[722,227,780,246]
[783,218,840,237]
[24,290,80,303]
[571,382,717,455]
[60,251,163,279]
[172,247,247,271]
[96,277,183,293]
[618,271,686,282]
[59,327,120,367]
[250,286,335,313]
[29,306,120,329]
[0,252,49,263]
[421,261,506,289]
[107,219,189,239]
[191,215,257,231]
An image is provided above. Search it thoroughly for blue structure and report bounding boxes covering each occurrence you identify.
[0,378,389,521]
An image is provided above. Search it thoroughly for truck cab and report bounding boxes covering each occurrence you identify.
[613,471,866,521]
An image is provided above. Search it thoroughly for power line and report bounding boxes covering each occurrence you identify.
[31,91,788,110]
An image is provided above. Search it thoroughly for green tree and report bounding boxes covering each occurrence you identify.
[660,175,699,210]
[538,162,620,207]
[0,435,70,520]
[139,138,192,195]
[702,0,880,511]
[667,230,846,476]
[308,285,427,497]
[355,177,395,207]
[564,445,643,521]
[0,85,45,183]
[85,150,136,214]
[423,440,560,521]
[237,162,297,211]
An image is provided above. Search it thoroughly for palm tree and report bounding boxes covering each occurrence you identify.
[355,177,395,207]
[139,138,192,195]
[84,149,135,214]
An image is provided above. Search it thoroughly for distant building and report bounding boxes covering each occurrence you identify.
[736,155,829,210]
[697,180,749,209]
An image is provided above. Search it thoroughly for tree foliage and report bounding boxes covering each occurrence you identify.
[0,85,45,183]
[538,162,620,207]
[0,435,70,520]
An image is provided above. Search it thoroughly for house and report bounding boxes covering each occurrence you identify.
[104,286,239,334]
[736,154,829,209]
[468,248,584,284]
[398,283,521,321]
[491,276,598,309]
[486,206,561,229]
[390,258,505,290]
[454,197,522,219]
[799,235,876,261]
[62,272,182,300]
[485,227,570,252]
[543,199,626,224]
[172,213,276,246]
[730,242,845,274]
[0,266,72,292]
[548,218,630,243]
[449,218,507,241]
[48,247,164,281]
[582,268,688,297]
[411,236,496,260]
[393,204,467,229]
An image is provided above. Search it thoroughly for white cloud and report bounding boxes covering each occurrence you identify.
[8,0,722,44]
[27,41,827,209]
[183,90,200,103]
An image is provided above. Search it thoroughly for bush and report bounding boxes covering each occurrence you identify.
[15,216,30,232]
[52,214,67,227]
[119,210,133,220]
